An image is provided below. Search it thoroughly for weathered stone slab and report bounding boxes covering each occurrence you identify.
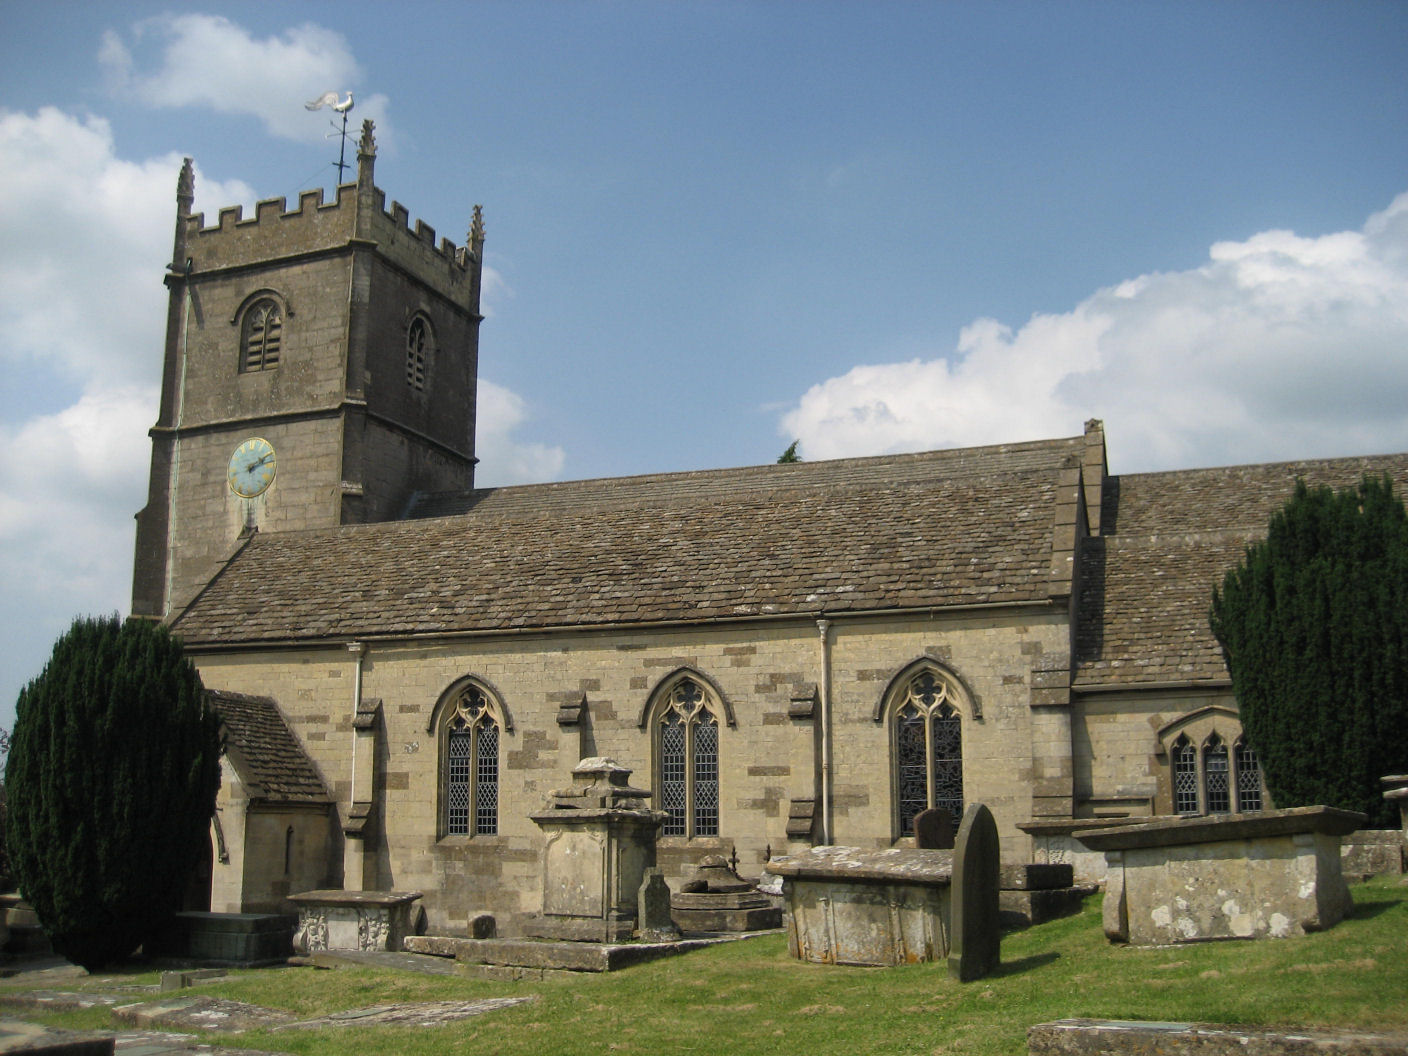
[914,807,955,850]
[404,933,760,972]
[0,1019,112,1055]
[1028,1018,1408,1055]
[949,803,1000,982]
[1341,829,1405,879]
[1078,806,1365,945]
[147,911,294,966]
[276,997,536,1030]
[637,869,681,942]
[0,993,124,1014]
[112,996,296,1032]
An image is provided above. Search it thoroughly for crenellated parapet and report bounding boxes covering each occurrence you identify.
[173,121,482,313]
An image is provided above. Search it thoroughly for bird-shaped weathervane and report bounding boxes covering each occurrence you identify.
[305,91,356,182]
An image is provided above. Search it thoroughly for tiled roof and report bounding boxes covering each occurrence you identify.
[174,438,1083,645]
[1074,454,1408,688]
[207,690,330,803]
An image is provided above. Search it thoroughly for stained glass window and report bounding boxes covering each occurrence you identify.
[242,299,282,371]
[443,684,499,836]
[655,677,721,838]
[893,668,964,836]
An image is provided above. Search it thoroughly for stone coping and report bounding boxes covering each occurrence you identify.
[1073,806,1366,852]
[287,889,423,908]
[1028,1018,1408,1055]
[1017,817,1145,838]
[765,845,953,884]
[528,808,664,825]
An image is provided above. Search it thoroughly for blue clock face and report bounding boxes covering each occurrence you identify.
[228,437,276,498]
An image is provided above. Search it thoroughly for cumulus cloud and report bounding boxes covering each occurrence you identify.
[99,14,391,145]
[781,193,1408,472]
[475,379,567,486]
[0,107,254,389]
[0,105,554,723]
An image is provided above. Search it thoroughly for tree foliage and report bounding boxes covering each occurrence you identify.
[777,440,802,464]
[1210,475,1408,827]
[5,615,220,968]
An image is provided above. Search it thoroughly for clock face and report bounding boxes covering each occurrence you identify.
[228,437,277,499]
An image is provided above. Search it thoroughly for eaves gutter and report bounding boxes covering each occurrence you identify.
[179,596,1061,655]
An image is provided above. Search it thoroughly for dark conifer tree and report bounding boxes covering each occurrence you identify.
[5,615,220,969]
[1210,475,1408,827]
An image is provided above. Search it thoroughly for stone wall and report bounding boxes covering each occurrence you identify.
[191,603,1070,933]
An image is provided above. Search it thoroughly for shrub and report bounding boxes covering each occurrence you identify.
[1210,475,1408,827]
[5,615,220,968]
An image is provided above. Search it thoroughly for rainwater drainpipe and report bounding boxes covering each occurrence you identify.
[817,617,833,845]
[163,257,194,616]
[347,642,365,802]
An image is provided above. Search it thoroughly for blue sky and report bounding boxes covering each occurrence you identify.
[2,1,1407,726]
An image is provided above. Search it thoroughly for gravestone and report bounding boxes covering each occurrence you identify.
[637,868,681,942]
[914,807,955,850]
[948,803,1000,981]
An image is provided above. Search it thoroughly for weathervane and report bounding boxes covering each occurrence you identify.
[304,91,356,182]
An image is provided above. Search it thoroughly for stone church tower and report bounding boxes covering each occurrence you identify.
[132,121,483,618]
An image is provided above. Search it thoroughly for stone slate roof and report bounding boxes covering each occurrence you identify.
[173,437,1084,646]
[207,690,330,803]
[1074,454,1408,689]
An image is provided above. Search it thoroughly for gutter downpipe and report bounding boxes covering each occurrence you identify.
[817,617,833,845]
[163,256,193,616]
[347,641,365,802]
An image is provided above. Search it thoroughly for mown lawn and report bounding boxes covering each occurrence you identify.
[6,876,1407,1056]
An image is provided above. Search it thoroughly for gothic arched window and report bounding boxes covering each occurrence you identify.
[1172,734,1199,815]
[440,683,501,837]
[241,298,282,372]
[890,667,965,837]
[1235,738,1264,813]
[406,315,432,391]
[653,676,720,838]
[1203,733,1231,814]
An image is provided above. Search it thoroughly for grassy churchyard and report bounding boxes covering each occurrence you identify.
[2,876,1406,1056]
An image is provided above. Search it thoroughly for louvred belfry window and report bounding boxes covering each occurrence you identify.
[241,299,282,371]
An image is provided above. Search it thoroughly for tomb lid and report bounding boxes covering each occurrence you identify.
[543,757,653,810]
[765,845,953,885]
[1073,805,1366,852]
[682,855,754,893]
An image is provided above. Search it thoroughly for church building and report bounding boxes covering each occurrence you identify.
[134,122,1408,931]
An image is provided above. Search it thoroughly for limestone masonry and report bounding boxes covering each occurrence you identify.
[132,128,1408,934]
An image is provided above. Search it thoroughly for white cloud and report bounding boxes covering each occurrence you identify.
[0,105,554,727]
[781,192,1408,472]
[0,107,254,390]
[99,14,391,145]
[474,379,566,486]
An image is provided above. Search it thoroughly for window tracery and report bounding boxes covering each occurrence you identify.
[889,667,965,837]
[654,676,720,838]
[440,683,500,837]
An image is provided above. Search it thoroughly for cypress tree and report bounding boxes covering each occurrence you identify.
[5,615,220,969]
[1210,475,1408,827]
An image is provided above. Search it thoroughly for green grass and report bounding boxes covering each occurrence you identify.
[5,877,1408,1056]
